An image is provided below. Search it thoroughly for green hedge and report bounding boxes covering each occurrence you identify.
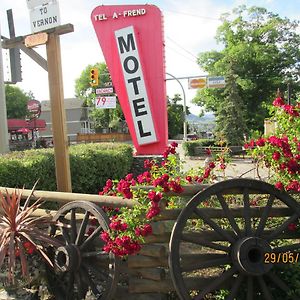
[0,143,133,194]
[182,139,216,156]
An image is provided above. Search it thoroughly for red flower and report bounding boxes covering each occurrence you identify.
[148,191,163,203]
[288,223,297,232]
[185,176,192,183]
[272,151,281,161]
[205,148,212,155]
[208,162,215,169]
[256,138,265,147]
[100,231,111,242]
[146,206,160,219]
[274,182,284,190]
[272,97,284,107]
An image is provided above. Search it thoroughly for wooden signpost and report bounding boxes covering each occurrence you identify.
[2,23,74,192]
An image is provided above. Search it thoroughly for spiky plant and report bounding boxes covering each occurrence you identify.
[0,184,62,284]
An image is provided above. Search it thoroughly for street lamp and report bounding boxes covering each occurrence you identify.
[166,72,187,141]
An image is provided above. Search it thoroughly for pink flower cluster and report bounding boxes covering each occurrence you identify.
[273,97,300,117]
[101,232,141,256]
[163,142,178,158]
[185,161,216,184]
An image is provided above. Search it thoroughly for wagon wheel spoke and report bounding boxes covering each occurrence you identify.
[70,208,77,244]
[84,260,110,282]
[66,272,75,298]
[266,271,298,300]
[75,271,87,299]
[61,225,71,245]
[194,208,236,243]
[267,213,298,241]
[81,265,101,297]
[258,276,273,300]
[243,188,252,236]
[80,225,103,251]
[255,194,275,237]
[273,243,300,253]
[247,276,253,300]
[217,193,242,237]
[75,211,90,246]
[195,267,237,300]
[227,274,244,300]
[181,255,230,272]
[181,233,229,252]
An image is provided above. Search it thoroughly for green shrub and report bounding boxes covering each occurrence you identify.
[0,143,133,194]
[182,139,215,156]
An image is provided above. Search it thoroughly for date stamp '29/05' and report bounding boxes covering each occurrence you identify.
[264,251,299,264]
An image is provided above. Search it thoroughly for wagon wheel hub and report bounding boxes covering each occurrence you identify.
[54,244,82,272]
[231,236,272,276]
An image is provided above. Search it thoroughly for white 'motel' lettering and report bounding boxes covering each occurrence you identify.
[115,26,157,145]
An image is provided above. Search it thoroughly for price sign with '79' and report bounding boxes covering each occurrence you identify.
[94,96,117,109]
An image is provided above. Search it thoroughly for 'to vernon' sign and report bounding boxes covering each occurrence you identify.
[91,5,168,155]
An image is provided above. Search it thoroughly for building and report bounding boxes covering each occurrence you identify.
[39,98,93,142]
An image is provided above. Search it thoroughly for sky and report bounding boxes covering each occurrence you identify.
[0,0,299,115]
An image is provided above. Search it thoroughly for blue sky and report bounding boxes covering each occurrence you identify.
[0,0,299,115]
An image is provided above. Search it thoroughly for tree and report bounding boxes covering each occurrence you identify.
[167,94,189,138]
[75,62,125,132]
[193,5,300,134]
[215,67,247,145]
[5,85,30,119]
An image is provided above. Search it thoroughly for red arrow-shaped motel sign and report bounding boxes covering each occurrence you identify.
[91,4,168,155]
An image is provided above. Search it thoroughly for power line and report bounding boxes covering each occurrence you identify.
[166,36,198,60]
[165,45,198,64]
[164,9,221,22]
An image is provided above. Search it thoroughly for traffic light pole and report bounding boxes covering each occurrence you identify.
[0,24,10,154]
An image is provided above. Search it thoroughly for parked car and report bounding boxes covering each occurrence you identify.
[187,133,198,140]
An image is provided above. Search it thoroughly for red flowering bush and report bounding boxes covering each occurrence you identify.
[99,142,221,257]
[245,96,300,192]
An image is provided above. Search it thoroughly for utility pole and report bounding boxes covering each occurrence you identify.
[0,24,10,154]
[166,73,187,141]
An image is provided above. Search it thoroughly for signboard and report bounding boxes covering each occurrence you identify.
[91,5,168,155]
[26,0,56,9]
[207,76,226,88]
[29,1,61,33]
[94,96,117,109]
[25,32,48,47]
[27,99,41,119]
[96,87,114,95]
[188,77,206,89]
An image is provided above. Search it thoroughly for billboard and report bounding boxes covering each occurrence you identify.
[91,5,168,155]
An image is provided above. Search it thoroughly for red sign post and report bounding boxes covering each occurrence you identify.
[91,5,168,155]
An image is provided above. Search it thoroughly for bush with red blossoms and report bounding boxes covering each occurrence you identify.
[98,142,219,257]
[246,96,300,192]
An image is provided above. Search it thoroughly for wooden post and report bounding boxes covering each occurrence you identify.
[46,33,72,192]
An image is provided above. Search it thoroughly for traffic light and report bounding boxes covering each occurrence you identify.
[90,68,99,87]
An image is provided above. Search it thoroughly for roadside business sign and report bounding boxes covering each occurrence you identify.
[94,96,117,109]
[91,4,168,155]
[96,87,114,95]
[188,77,206,89]
[207,76,226,88]
[29,1,61,33]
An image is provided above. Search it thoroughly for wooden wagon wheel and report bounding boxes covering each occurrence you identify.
[46,201,119,300]
[169,178,300,300]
